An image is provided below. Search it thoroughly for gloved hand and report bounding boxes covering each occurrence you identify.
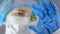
[29,0,60,34]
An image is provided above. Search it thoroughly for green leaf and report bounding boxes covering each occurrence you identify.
[29,15,36,22]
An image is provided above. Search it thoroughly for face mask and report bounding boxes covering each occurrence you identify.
[10,16,30,25]
[6,15,37,34]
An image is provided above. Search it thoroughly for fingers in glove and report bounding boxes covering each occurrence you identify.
[50,0,59,16]
[32,10,44,19]
[29,25,42,33]
[32,4,47,16]
[41,0,53,16]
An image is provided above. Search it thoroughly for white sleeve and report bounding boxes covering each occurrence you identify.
[53,28,60,34]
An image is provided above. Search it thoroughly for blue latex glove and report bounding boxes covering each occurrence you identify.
[29,0,60,34]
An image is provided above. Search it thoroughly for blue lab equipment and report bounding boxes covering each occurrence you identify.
[29,0,60,34]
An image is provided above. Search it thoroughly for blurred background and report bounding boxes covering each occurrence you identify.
[0,0,60,34]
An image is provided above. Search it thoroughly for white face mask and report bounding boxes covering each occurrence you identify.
[10,16,30,25]
[6,16,37,34]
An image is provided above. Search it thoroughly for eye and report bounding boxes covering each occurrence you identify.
[16,12,24,16]
[18,12,23,15]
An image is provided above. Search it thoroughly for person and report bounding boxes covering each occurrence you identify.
[0,0,60,34]
[5,7,38,34]
[0,0,40,34]
[0,0,40,26]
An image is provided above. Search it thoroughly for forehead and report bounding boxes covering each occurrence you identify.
[8,7,32,17]
[12,7,32,13]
